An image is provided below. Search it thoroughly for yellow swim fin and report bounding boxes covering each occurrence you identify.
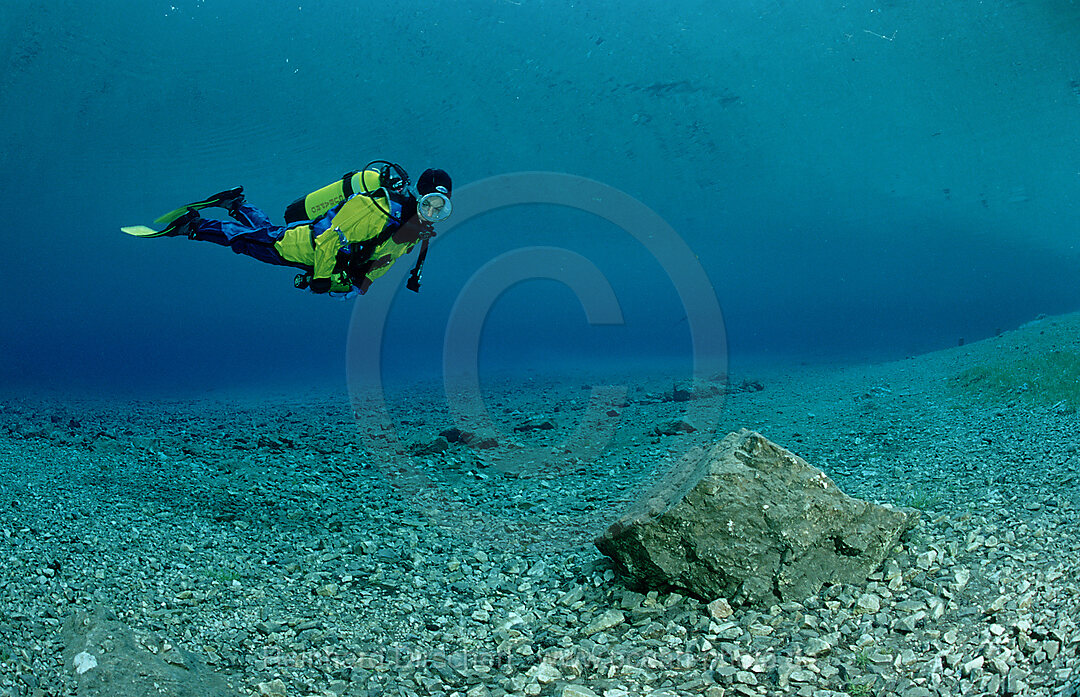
[121,225,167,237]
[123,209,200,238]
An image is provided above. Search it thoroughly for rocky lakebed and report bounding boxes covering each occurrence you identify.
[1,314,1079,697]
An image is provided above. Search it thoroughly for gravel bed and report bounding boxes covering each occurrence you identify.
[1,316,1078,697]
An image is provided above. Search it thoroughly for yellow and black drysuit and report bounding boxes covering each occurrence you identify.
[277,170,430,294]
[187,170,428,295]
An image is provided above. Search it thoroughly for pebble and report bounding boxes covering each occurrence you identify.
[532,663,562,684]
[257,679,287,697]
[707,597,733,619]
[789,669,814,682]
[855,593,880,613]
[583,608,625,635]
[561,686,601,697]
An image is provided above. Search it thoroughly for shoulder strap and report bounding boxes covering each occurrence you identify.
[340,170,358,198]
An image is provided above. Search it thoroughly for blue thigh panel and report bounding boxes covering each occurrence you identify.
[191,204,309,270]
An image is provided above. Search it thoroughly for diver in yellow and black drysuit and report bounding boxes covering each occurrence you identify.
[143,164,452,295]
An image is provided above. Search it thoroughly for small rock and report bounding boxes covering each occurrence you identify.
[463,431,499,449]
[901,688,933,697]
[440,428,467,443]
[653,419,697,436]
[856,593,880,613]
[671,386,693,402]
[893,600,925,613]
[891,614,920,633]
[257,679,288,697]
[412,436,449,456]
[734,670,758,684]
[532,662,562,684]
[1006,666,1028,694]
[559,586,585,607]
[72,651,97,675]
[789,669,814,683]
[962,655,984,677]
[707,597,733,619]
[748,623,773,636]
[515,418,556,432]
[583,609,625,635]
[161,649,186,668]
[915,550,936,570]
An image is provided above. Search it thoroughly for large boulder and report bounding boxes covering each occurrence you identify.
[595,429,916,607]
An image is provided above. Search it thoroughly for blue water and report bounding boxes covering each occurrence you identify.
[2,0,1078,394]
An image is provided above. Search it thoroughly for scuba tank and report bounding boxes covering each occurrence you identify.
[283,169,383,224]
[283,161,411,224]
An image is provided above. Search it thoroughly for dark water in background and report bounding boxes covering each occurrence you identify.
[1,0,1078,394]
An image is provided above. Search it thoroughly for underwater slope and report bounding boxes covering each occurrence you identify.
[0,314,1077,695]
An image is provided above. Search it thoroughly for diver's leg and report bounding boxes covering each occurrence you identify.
[186,206,274,244]
[184,217,237,245]
[226,236,307,268]
[187,211,304,269]
[229,202,273,228]
[165,200,271,236]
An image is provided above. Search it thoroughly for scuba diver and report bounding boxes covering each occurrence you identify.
[122,161,453,296]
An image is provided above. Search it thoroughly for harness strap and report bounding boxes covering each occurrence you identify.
[341,170,358,198]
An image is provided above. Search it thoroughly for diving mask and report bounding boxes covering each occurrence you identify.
[417,185,452,223]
